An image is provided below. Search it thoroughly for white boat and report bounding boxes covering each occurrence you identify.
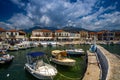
[0,51,14,64]
[30,42,38,48]
[0,43,9,52]
[66,48,84,56]
[8,45,19,51]
[17,43,27,50]
[25,52,57,80]
[51,50,76,66]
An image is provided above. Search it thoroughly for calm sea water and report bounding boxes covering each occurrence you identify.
[0,45,90,80]
[101,44,120,56]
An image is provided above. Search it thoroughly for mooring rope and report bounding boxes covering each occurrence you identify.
[58,72,82,80]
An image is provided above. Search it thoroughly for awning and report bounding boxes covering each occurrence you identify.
[27,52,45,57]
[31,37,52,39]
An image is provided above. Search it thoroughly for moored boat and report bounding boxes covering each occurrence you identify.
[51,50,76,66]
[66,48,84,56]
[8,45,19,51]
[16,43,27,50]
[25,52,57,80]
[0,44,9,52]
[0,51,14,64]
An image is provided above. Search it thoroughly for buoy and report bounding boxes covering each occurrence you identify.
[7,74,10,77]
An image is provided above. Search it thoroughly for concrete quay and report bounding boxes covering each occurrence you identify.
[83,50,101,80]
[54,41,120,45]
[97,45,120,80]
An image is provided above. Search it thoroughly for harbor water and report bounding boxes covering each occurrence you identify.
[0,44,90,80]
[101,44,120,56]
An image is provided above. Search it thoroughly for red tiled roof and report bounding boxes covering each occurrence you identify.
[89,32,96,35]
[7,29,18,32]
[0,28,6,32]
[97,32,103,34]
[55,30,64,32]
[41,29,52,32]
[115,32,120,34]
[33,29,52,32]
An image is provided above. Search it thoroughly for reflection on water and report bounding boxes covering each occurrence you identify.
[0,44,90,80]
[101,44,120,55]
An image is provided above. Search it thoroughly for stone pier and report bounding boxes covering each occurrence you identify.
[96,45,120,80]
[83,50,101,80]
[83,45,120,80]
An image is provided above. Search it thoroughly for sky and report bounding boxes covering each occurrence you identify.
[0,0,120,30]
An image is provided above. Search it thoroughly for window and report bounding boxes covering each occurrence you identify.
[7,33,9,35]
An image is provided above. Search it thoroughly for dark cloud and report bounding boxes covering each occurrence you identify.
[0,0,119,30]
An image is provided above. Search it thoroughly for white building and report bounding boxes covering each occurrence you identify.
[69,32,80,41]
[31,29,53,41]
[6,29,26,41]
[55,30,70,41]
[0,28,6,41]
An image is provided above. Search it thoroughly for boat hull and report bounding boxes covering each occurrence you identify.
[0,56,14,64]
[66,49,85,56]
[51,58,76,66]
[25,63,57,79]
[67,52,85,56]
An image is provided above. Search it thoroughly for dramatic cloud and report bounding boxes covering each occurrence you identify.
[0,0,120,30]
[76,4,119,30]
[11,0,25,7]
[10,0,97,28]
[0,22,14,29]
[8,14,34,29]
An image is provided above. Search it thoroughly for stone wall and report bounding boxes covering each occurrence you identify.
[96,47,108,80]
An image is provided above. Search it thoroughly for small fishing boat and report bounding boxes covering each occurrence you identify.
[8,45,19,51]
[0,51,14,64]
[51,50,76,66]
[0,44,9,52]
[47,43,52,47]
[29,42,37,48]
[17,43,27,50]
[25,52,57,80]
[66,48,84,56]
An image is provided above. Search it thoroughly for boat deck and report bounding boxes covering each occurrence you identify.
[83,51,101,80]
[53,58,75,62]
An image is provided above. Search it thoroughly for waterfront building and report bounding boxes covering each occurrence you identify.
[97,30,115,41]
[31,29,53,41]
[55,30,70,41]
[88,32,97,40]
[97,32,103,41]
[114,32,120,40]
[69,32,80,41]
[0,28,6,41]
[17,31,26,39]
[5,29,26,45]
[30,29,118,42]
[79,30,88,41]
